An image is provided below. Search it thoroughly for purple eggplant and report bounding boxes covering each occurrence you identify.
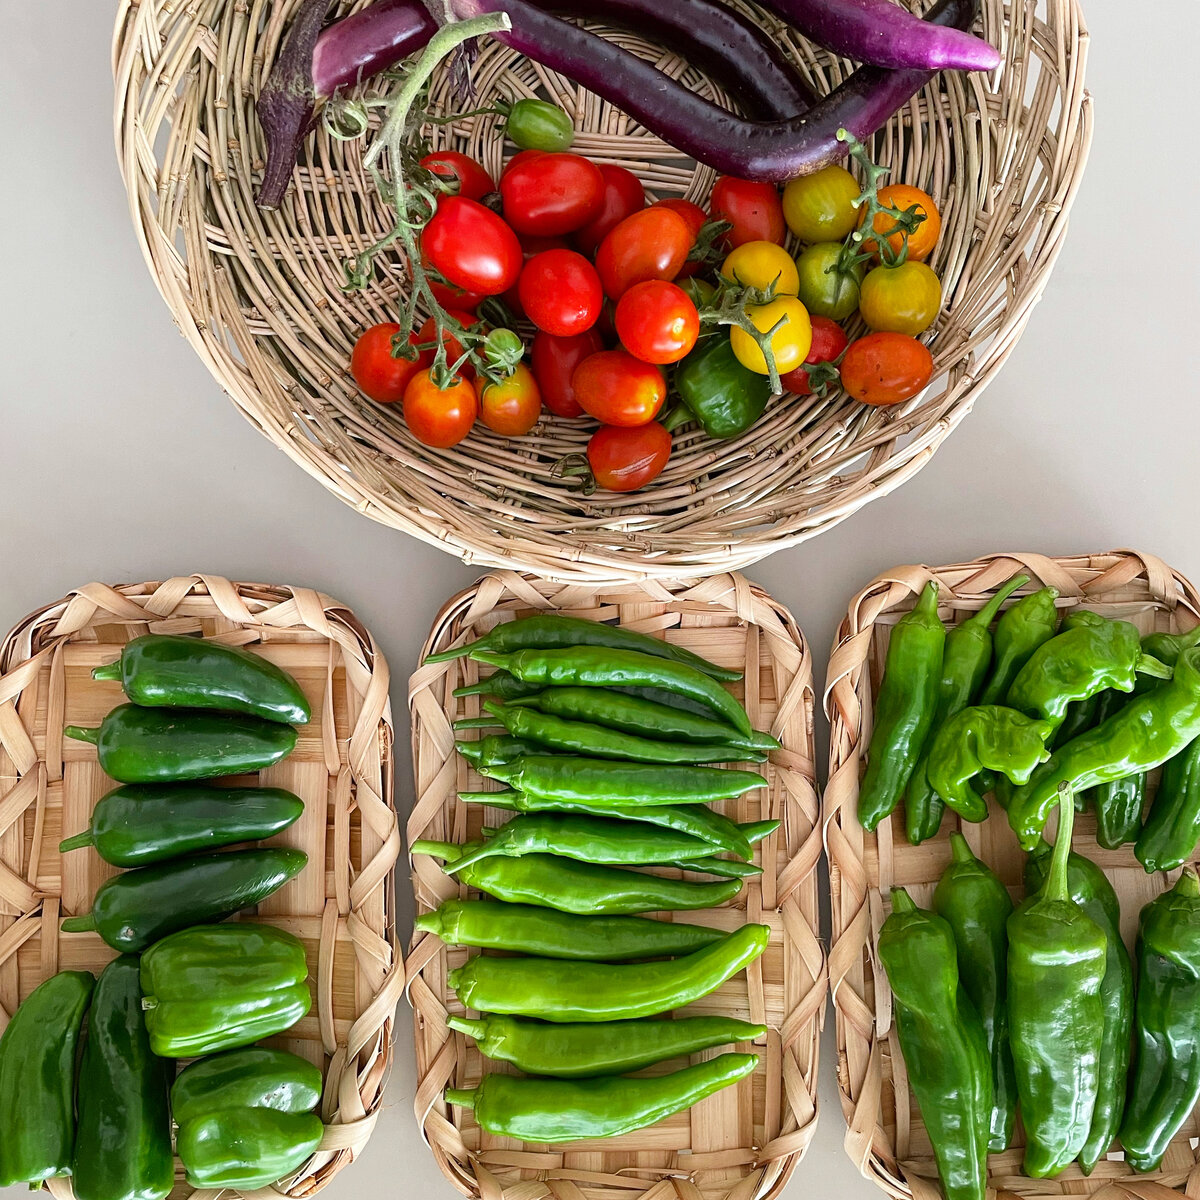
[760,0,999,72]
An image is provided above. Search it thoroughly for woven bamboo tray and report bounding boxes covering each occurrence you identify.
[0,575,402,1199]
[404,571,826,1200]
[113,0,1091,584]
[823,550,1200,1200]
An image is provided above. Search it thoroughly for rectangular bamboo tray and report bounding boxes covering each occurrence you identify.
[823,550,1200,1200]
[0,575,402,1200]
[405,571,826,1200]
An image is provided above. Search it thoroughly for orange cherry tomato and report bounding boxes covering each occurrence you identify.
[572,350,666,426]
[479,363,542,436]
[595,208,692,300]
[860,184,942,262]
[350,323,430,404]
[402,370,478,447]
[839,332,934,406]
[614,281,699,365]
[587,422,672,492]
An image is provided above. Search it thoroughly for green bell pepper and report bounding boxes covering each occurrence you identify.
[672,336,770,439]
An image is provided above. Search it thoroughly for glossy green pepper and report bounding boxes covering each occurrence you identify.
[877,889,990,1200]
[0,970,94,1187]
[1142,623,1200,668]
[858,582,945,831]
[92,633,310,724]
[925,706,1052,821]
[59,783,304,866]
[503,97,574,150]
[1120,868,1200,1172]
[72,957,172,1200]
[932,835,1016,1152]
[1083,690,1146,846]
[978,586,1059,705]
[416,899,726,960]
[905,575,1029,844]
[448,923,769,1021]
[140,923,312,1057]
[1136,737,1200,872]
[1007,791,1107,1177]
[61,847,308,952]
[457,734,547,769]
[444,1053,758,1142]
[64,704,297,783]
[172,1047,323,1190]
[412,840,742,913]
[1024,836,1133,1175]
[1009,647,1200,849]
[672,335,770,439]
[449,1013,765,1077]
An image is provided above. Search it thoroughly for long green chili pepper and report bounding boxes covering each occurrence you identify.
[858,582,945,832]
[1009,647,1200,849]
[1089,689,1146,848]
[413,840,742,913]
[470,647,753,735]
[978,586,1060,705]
[428,612,743,681]
[455,672,542,700]
[877,889,990,1200]
[1024,836,1133,1175]
[475,753,765,806]
[415,899,726,960]
[933,835,1016,1153]
[457,735,548,768]
[448,923,769,1021]
[1120,868,1200,1172]
[905,575,1029,844]
[449,1013,765,1078]
[1007,789,1107,1178]
[444,1053,758,1142]
[1136,737,1200,872]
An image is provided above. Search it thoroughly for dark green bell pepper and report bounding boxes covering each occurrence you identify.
[672,336,770,439]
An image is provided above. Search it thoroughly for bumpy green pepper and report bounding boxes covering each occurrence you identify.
[877,889,990,1200]
[672,336,770,439]
[1007,791,1107,1177]
[925,706,1052,821]
[932,835,1016,1152]
[978,586,1059,705]
[1088,690,1147,847]
[1136,739,1200,872]
[858,582,945,832]
[1120,868,1200,1172]
[1142,622,1200,668]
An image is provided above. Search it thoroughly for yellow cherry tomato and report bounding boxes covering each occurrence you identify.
[859,184,942,262]
[721,241,799,296]
[858,261,942,336]
[782,165,860,243]
[729,298,812,376]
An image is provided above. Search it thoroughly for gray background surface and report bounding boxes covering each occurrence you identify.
[2,0,1197,1195]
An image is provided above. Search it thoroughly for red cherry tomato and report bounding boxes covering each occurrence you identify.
[518,250,603,337]
[710,176,786,248]
[840,332,934,406]
[350,323,430,404]
[595,208,692,300]
[588,422,672,491]
[651,198,707,277]
[500,152,605,237]
[420,196,521,295]
[479,363,542,436]
[573,350,666,426]
[780,316,849,395]
[419,151,495,202]
[575,165,646,256]
[614,281,699,365]
[530,328,604,418]
[502,149,545,176]
[415,310,477,381]
[428,280,486,312]
[402,370,478,447]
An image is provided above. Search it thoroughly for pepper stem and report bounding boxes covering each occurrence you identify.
[1045,783,1076,902]
[91,660,122,682]
[63,725,99,746]
[947,831,976,864]
[889,887,917,913]
[410,840,463,863]
[443,1087,477,1110]
[458,790,521,805]
[470,650,509,671]
[58,831,95,853]
[912,580,940,617]
[964,574,1031,629]
[1136,653,1173,680]
[453,717,501,730]
[1177,867,1200,897]
[440,835,509,875]
[424,645,475,665]
[447,1016,489,1040]
[60,914,97,933]
[412,911,441,935]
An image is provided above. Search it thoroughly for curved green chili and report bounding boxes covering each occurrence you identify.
[1135,736,1200,872]
[978,586,1059,705]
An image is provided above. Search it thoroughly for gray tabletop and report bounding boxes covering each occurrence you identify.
[2,0,1197,1196]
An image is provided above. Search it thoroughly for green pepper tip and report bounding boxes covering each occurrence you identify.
[443,1086,477,1110]
[63,724,99,746]
[60,914,97,934]
[424,645,472,665]
[91,660,122,682]
[947,831,975,864]
[446,1016,487,1039]
[58,831,94,853]
[889,887,916,913]
[1177,867,1200,897]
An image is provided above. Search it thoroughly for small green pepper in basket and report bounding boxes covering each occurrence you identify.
[977,586,1060,705]
[672,336,770,439]
[1135,736,1200,872]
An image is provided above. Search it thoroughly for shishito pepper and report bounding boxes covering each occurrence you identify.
[140,923,312,1057]
[1136,737,1200,872]
[64,704,297,783]
[61,847,308,952]
[977,586,1060,705]
[876,889,990,1200]
[72,957,173,1200]
[1024,836,1133,1175]
[1088,690,1147,848]
[92,633,311,724]
[1007,790,1107,1177]
[672,335,770,439]
[858,581,945,831]
[172,1048,324,1190]
[0,970,95,1187]
[444,1053,757,1142]
[1120,868,1200,1172]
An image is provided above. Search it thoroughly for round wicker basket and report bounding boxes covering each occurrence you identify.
[113,0,1091,583]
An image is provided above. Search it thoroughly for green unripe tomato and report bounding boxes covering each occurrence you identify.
[794,242,863,321]
[505,99,575,152]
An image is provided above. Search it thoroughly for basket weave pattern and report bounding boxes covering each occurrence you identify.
[0,576,401,1199]
[113,0,1090,583]
[404,571,826,1200]
[823,551,1200,1200]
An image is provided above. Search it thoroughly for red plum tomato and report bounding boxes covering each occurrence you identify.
[402,370,478,447]
[575,165,646,255]
[588,422,672,491]
[419,151,495,202]
[480,363,542,435]
[420,197,521,295]
[518,249,603,337]
[573,350,666,426]
[350,323,429,404]
[428,280,485,312]
[651,198,707,277]
[500,152,605,236]
[530,328,604,418]
[595,208,692,300]
[415,310,477,381]
[710,177,785,248]
[780,316,848,394]
[840,332,933,406]
[614,281,699,365]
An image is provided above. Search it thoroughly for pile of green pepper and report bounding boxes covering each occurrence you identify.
[419,613,777,1142]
